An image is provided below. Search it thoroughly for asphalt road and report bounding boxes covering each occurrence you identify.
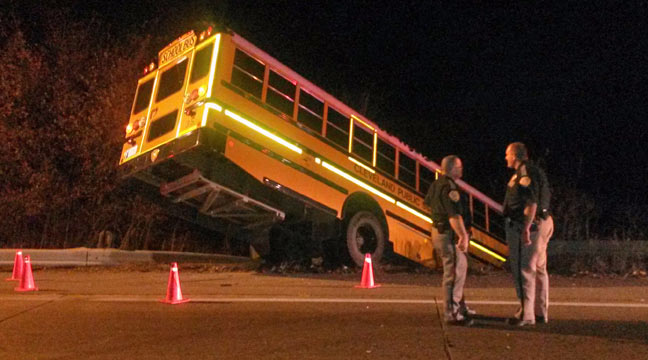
[1,267,647,359]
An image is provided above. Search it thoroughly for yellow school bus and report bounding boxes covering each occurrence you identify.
[119,26,508,267]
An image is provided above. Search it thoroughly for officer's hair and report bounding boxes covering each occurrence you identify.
[509,142,528,160]
[441,155,460,173]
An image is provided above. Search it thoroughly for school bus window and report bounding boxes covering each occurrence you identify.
[325,107,350,149]
[399,153,416,188]
[352,123,373,163]
[419,165,435,194]
[189,43,214,83]
[376,138,395,175]
[147,110,178,141]
[132,78,154,114]
[297,89,323,133]
[231,49,264,98]
[156,58,188,102]
[266,70,295,116]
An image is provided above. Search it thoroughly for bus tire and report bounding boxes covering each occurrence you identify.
[346,211,386,267]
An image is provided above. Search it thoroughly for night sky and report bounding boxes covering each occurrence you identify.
[73,2,648,217]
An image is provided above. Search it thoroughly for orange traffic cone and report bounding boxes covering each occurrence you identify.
[15,255,38,292]
[6,250,24,281]
[355,253,380,288]
[160,262,190,304]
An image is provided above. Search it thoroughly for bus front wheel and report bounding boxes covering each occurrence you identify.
[345,211,385,267]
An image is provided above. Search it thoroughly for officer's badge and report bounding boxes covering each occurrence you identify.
[507,174,517,188]
[519,176,531,187]
[448,190,460,202]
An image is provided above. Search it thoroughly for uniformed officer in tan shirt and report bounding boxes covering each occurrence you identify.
[503,142,554,326]
[425,155,475,324]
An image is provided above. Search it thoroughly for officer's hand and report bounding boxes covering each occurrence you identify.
[457,235,469,252]
[522,227,532,246]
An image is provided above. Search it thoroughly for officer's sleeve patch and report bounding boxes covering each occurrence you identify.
[519,176,531,187]
[507,174,517,188]
[448,190,460,202]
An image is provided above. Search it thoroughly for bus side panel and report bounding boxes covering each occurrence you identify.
[386,217,437,267]
[470,227,508,266]
[223,135,347,216]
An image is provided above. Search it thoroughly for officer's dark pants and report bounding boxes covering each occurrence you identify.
[506,216,554,321]
[431,227,467,319]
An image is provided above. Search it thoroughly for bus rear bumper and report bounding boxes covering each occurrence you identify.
[118,128,227,185]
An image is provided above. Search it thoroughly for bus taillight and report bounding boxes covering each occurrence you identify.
[143,62,156,75]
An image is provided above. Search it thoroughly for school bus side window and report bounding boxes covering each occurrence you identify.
[231,49,264,98]
[419,165,435,195]
[190,43,214,83]
[376,138,395,175]
[156,58,188,102]
[266,70,295,117]
[132,79,154,114]
[326,107,349,150]
[399,153,416,189]
[297,89,324,134]
[352,123,373,163]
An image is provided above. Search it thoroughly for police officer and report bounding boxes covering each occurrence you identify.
[425,155,474,324]
[503,142,554,326]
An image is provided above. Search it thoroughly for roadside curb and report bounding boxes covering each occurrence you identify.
[0,248,251,267]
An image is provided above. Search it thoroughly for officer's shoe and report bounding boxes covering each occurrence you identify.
[460,306,477,316]
[513,319,535,327]
[535,315,549,324]
[445,312,474,326]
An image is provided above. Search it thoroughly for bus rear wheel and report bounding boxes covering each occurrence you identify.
[346,211,386,267]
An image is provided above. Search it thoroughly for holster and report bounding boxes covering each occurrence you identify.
[434,222,448,234]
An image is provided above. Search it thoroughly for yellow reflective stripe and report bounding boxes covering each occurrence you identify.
[320,160,395,203]
[224,110,302,154]
[351,114,375,131]
[348,156,375,174]
[202,102,223,126]
[469,240,506,262]
[206,34,221,98]
[396,201,432,224]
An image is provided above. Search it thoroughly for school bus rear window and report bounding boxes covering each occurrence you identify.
[190,43,214,83]
[156,59,188,102]
[147,110,178,141]
[132,79,154,114]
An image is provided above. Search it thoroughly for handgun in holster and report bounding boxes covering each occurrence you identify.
[434,222,448,234]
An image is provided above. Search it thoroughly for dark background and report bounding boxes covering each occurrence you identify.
[6,1,647,240]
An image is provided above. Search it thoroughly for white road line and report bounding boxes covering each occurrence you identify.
[89,296,648,308]
[2,295,647,308]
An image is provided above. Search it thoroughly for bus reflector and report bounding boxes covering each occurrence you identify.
[470,241,506,262]
[224,109,302,154]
